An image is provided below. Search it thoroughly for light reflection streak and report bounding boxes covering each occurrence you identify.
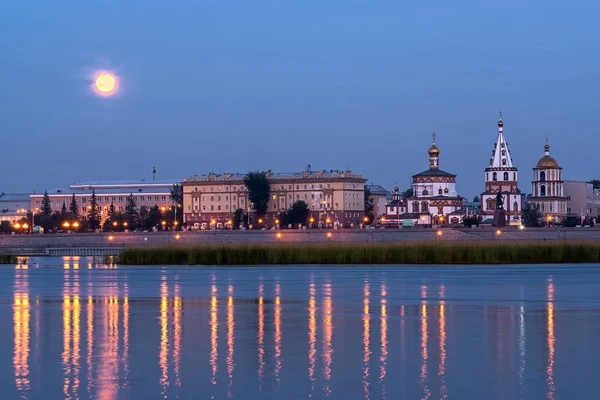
[211,278,219,387]
[86,292,94,397]
[173,282,181,387]
[227,284,235,398]
[257,279,264,390]
[518,304,526,398]
[439,285,447,399]
[420,285,430,400]
[323,281,333,396]
[547,278,555,399]
[362,280,371,399]
[13,267,30,396]
[308,277,317,397]
[274,280,282,384]
[98,291,120,400]
[62,273,72,398]
[379,282,387,398]
[123,284,130,390]
[72,283,81,395]
[159,279,169,396]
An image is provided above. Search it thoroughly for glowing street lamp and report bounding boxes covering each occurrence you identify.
[309,217,315,223]
[63,221,70,228]
[113,221,118,227]
[380,217,386,223]
[437,230,443,237]
[161,221,167,226]
[327,232,332,238]
[108,235,114,241]
[325,217,331,224]
[275,219,280,225]
[276,232,282,239]
[14,223,21,230]
[175,234,181,240]
[22,223,28,230]
[363,216,369,223]
[161,206,166,212]
[258,218,263,224]
[123,222,128,227]
[72,221,79,228]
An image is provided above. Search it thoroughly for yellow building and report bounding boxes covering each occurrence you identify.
[182,169,366,228]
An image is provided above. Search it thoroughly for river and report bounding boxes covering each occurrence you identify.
[2,257,599,399]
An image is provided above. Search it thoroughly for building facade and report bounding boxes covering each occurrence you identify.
[30,179,178,223]
[564,181,600,222]
[527,141,568,221]
[480,115,522,224]
[0,193,31,223]
[366,184,389,220]
[182,169,366,228]
[403,133,464,224]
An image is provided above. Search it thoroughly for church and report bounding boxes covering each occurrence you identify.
[383,132,464,225]
[480,114,523,224]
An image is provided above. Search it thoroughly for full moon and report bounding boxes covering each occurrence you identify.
[95,73,116,94]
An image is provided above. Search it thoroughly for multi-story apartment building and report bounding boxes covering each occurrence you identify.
[182,169,366,228]
[564,180,600,222]
[30,179,179,222]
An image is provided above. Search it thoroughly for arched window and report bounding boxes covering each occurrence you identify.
[513,172,516,180]
[503,172,509,181]
[413,201,419,213]
[540,185,546,196]
[513,201,519,212]
[493,172,497,181]
[422,189,428,196]
[422,202,429,212]
[502,158,507,166]
[540,171,546,182]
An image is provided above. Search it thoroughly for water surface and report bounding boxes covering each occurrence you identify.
[3,257,600,399]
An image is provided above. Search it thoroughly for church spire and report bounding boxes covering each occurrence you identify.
[428,130,440,170]
[489,113,513,168]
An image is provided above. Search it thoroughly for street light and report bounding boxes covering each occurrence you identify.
[437,230,443,237]
[108,235,114,241]
[175,234,181,240]
[22,223,28,230]
[276,232,282,239]
[63,222,70,228]
[72,221,79,228]
[258,218,263,224]
[363,216,369,223]
[113,221,118,227]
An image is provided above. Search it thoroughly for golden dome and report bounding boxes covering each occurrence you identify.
[428,144,440,156]
[536,156,559,168]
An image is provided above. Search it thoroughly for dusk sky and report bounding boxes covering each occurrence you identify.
[1,0,598,197]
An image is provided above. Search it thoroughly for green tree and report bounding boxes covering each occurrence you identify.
[139,205,149,228]
[590,180,600,190]
[233,208,245,229]
[401,188,414,198]
[244,171,271,219]
[0,221,12,233]
[125,193,139,229]
[281,201,310,227]
[108,201,116,219]
[60,202,67,216]
[69,194,79,219]
[103,212,127,232]
[41,191,52,216]
[522,203,543,227]
[87,190,101,231]
[472,195,480,203]
[462,215,482,227]
[170,184,183,206]
[143,205,161,231]
[364,187,374,222]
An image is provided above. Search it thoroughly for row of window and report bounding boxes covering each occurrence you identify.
[34,196,168,207]
[192,183,338,193]
[491,172,517,181]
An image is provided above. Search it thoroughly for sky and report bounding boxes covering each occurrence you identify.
[1,0,599,198]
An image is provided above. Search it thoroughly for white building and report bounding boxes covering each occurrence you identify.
[527,141,568,222]
[480,114,522,224]
[404,133,463,224]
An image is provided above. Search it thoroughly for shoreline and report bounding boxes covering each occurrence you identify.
[114,240,600,266]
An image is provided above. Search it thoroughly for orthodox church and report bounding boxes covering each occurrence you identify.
[527,140,568,222]
[480,114,523,224]
[384,133,464,225]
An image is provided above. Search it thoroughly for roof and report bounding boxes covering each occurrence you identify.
[185,169,365,182]
[0,193,32,202]
[31,186,172,196]
[70,179,180,189]
[366,184,389,195]
[536,156,560,168]
[488,116,516,169]
[413,169,456,178]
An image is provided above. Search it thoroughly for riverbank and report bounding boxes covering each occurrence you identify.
[117,240,600,265]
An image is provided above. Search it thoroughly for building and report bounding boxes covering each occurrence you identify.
[366,184,388,220]
[564,181,600,222]
[182,169,366,228]
[527,141,568,222]
[0,193,31,223]
[30,179,179,223]
[402,133,464,224]
[480,114,522,224]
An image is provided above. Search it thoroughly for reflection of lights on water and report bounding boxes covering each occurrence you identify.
[257,280,264,389]
[211,279,219,387]
[123,285,130,386]
[519,304,526,398]
[13,269,30,395]
[547,278,555,400]
[227,284,235,397]
[379,282,388,396]
[274,281,282,384]
[159,280,169,395]
[62,291,71,398]
[86,294,94,397]
[323,281,333,395]
[173,284,181,387]
[420,285,430,400]
[308,277,317,396]
[362,280,371,398]
[439,285,447,399]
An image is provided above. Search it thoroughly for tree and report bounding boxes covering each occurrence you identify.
[108,201,116,220]
[401,188,414,198]
[87,190,101,231]
[233,208,245,229]
[283,200,310,227]
[70,194,79,219]
[41,191,52,216]
[244,171,271,219]
[139,205,149,228]
[143,205,161,231]
[170,184,183,206]
[462,215,482,227]
[364,187,374,222]
[522,203,543,227]
[0,221,12,233]
[472,195,480,203]
[60,202,67,217]
[125,193,139,229]
[590,180,600,190]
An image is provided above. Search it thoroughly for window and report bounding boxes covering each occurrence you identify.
[513,172,516,180]
[118,197,124,202]
[233,196,236,201]
[82,197,87,203]
[504,172,509,180]
[210,196,214,201]
[217,205,221,211]
[210,205,214,211]
[540,185,546,196]
[289,185,292,190]
[540,171,546,182]
[493,172,497,181]
[438,188,443,195]
[162,196,167,201]
[104,197,109,202]
[119,206,124,212]
[194,187,198,192]
[296,185,300,190]
[154,196,159,202]
[502,159,507,166]
[35,201,40,206]
[218,196,221,201]
[81,207,86,213]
